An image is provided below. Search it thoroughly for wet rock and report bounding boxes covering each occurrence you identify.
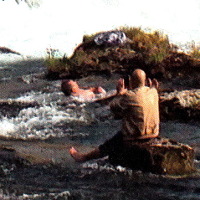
[160,89,200,121]
[149,138,195,175]
[109,137,195,175]
[0,147,30,176]
[0,99,39,118]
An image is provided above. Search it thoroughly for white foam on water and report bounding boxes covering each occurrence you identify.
[0,190,71,200]
[0,90,94,139]
[0,119,15,137]
[81,160,160,180]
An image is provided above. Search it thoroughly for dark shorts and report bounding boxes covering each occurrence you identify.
[99,131,123,158]
[99,131,155,170]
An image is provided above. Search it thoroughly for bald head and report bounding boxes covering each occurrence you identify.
[130,69,146,89]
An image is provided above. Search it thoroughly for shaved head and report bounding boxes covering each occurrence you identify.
[130,69,146,89]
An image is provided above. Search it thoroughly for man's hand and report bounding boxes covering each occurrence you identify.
[147,78,159,90]
[116,78,127,95]
[152,79,159,89]
[96,87,106,94]
[147,78,152,87]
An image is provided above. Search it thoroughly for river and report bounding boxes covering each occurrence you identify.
[0,57,199,199]
[0,0,200,199]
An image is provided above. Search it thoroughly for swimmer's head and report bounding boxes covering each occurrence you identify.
[61,80,79,96]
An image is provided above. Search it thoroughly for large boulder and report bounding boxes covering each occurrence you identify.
[109,137,195,175]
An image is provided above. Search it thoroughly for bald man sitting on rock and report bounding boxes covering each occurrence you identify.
[70,69,160,168]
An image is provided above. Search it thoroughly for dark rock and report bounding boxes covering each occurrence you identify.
[159,90,200,121]
[109,137,195,175]
[0,46,21,55]
[0,99,39,118]
[0,147,30,176]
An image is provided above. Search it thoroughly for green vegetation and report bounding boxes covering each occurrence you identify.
[45,57,66,73]
[121,26,171,63]
[189,45,200,59]
[45,26,200,80]
[45,48,69,75]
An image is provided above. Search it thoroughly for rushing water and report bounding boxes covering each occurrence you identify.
[0,0,200,199]
[1,0,200,58]
[0,61,200,199]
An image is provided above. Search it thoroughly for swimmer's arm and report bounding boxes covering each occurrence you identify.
[89,87,106,94]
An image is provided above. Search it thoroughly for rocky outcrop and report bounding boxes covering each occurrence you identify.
[160,89,200,121]
[0,99,38,118]
[109,137,195,175]
[0,47,21,55]
[95,89,200,121]
[47,29,200,89]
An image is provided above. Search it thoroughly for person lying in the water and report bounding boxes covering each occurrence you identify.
[69,69,160,165]
[61,79,106,101]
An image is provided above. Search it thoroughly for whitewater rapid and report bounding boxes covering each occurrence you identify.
[0,89,93,139]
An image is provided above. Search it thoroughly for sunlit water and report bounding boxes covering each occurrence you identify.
[0,1,200,199]
[0,72,199,199]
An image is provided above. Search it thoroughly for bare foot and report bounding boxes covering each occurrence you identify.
[69,147,85,162]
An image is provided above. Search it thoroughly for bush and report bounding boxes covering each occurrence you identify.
[45,26,198,80]
[121,26,171,64]
[189,45,200,59]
